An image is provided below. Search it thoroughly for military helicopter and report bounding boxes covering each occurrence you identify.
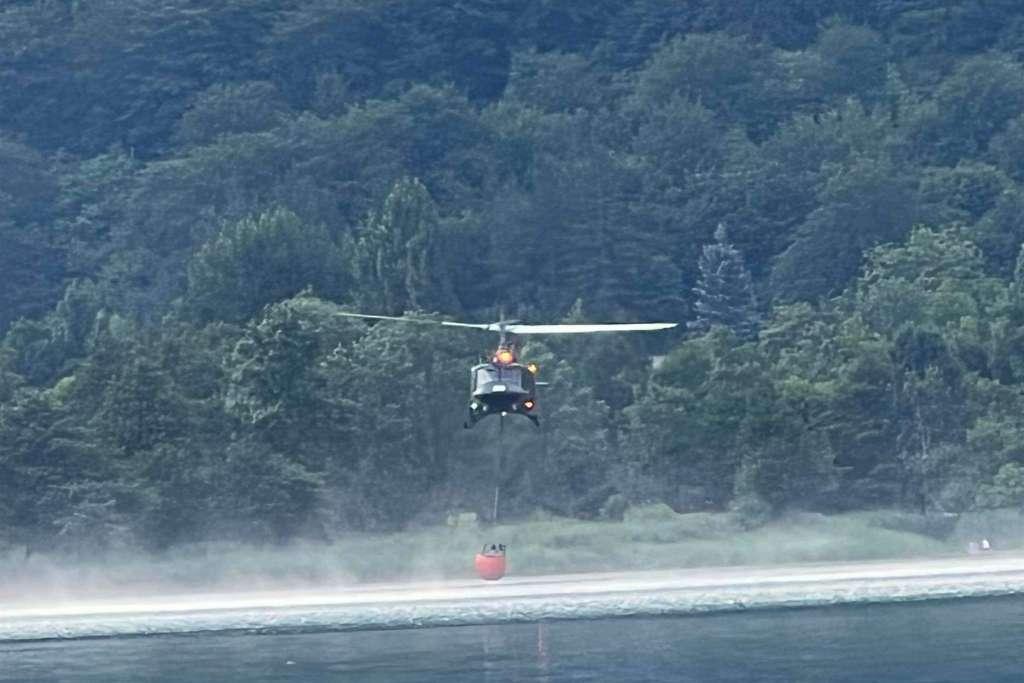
[335,311,677,428]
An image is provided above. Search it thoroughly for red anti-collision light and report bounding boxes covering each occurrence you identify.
[523,399,535,411]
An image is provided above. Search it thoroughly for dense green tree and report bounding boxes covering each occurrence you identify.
[856,226,1000,334]
[223,295,359,462]
[504,51,611,113]
[913,53,1024,164]
[771,155,917,302]
[0,137,63,333]
[987,113,1024,182]
[187,207,347,323]
[478,111,685,321]
[735,425,837,513]
[175,81,292,147]
[211,437,323,542]
[348,177,457,314]
[318,312,474,529]
[917,162,1012,227]
[973,191,1024,278]
[94,338,184,459]
[976,463,1024,509]
[54,150,139,280]
[0,388,122,552]
[626,329,764,510]
[634,32,782,138]
[811,21,888,103]
[0,1,283,156]
[2,280,107,386]
[268,0,515,106]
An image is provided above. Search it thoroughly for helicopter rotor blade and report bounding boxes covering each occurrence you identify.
[502,322,678,335]
[335,312,678,335]
[335,311,493,330]
[440,321,497,330]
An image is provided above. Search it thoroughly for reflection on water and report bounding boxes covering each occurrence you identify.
[4,597,1024,682]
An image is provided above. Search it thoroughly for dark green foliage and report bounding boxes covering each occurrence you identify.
[187,207,347,323]
[316,309,474,529]
[920,53,1024,164]
[626,329,762,510]
[811,21,888,103]
[511,341,616,516]
[213,438,323,542]
[772,155,917,302]
[94,338,185,458]
[3,280,106,386]
[634,32,782,138]
[11,2,1024,551]
[0,388,123,551]
[918,162,1012,227]
[0,1,282,156]
[175,81,292,147]
[976,463,1024,509]
[347,177,457,314]
[504,51,609,113]
[0,137,63,331]
[988,115,1024,182]
[268,0,515,105]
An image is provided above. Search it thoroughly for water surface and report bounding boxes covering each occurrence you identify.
[4,597,1024,682]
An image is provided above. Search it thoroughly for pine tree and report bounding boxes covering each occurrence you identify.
[689,224,760,340]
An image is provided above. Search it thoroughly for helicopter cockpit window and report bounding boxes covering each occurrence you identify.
[473,365,524,391]
[498,365,524,390]
[475,366,500,385]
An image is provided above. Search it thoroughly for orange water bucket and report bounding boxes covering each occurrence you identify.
[475,544,507,580]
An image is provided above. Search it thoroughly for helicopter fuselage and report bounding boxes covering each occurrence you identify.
[466,360,539,427]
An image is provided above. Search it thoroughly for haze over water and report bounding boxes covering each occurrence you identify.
[3,597,1024,682]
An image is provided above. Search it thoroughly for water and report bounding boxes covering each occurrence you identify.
[4,597,1024,682]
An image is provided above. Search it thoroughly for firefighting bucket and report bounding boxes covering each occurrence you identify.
[475,543,507,580]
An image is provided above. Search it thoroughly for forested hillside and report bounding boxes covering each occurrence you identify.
[4,0,1024,553]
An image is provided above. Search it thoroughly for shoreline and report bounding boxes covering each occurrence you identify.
[3,554,1024,642]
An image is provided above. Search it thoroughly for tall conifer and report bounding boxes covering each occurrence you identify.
[689,224,759,340]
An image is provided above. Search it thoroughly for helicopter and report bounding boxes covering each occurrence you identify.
[335,311,677,428]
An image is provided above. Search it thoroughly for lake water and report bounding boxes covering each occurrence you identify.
[4,597,1024,682]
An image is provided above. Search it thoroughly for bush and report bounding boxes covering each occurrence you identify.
[623,502,680,522]
[952,508,1024,549]
[975,463,1024,509]
[730,493,772,529]
[599,494,628,521]
[864,510,959,539]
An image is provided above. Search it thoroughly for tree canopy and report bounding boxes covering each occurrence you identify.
[6,1,1024,550]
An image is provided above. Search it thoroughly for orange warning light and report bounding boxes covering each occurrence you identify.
[494,348,516,365]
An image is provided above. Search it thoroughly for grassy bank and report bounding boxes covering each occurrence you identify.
[3,506,1021,601]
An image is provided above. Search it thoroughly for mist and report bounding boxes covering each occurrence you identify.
[6,505,1020,611]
